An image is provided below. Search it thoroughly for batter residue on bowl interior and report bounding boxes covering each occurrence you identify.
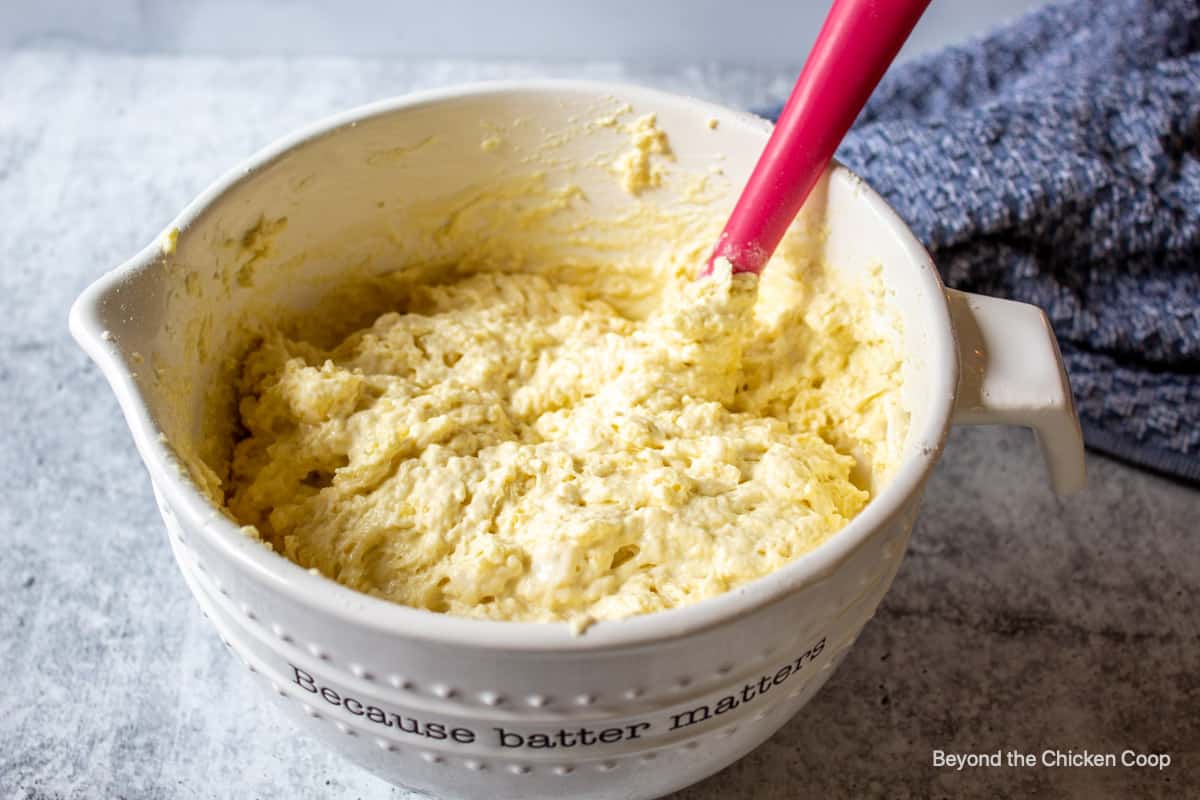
[223,110,908,632]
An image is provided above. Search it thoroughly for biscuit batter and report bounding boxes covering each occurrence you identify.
[227,250,906,628]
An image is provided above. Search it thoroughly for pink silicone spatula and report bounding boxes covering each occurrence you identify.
[706,0,931,275]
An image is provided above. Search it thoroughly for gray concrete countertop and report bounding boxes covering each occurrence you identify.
[2,49,1196,799]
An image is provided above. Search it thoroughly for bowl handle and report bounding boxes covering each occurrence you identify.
[946,288,1087,496]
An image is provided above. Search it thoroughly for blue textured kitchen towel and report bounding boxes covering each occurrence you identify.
[764,0,1200,483]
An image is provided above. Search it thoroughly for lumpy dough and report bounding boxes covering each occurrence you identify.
[227,258,906,628]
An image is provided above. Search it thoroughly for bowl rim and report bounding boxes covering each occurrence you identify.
[69,79,958,652]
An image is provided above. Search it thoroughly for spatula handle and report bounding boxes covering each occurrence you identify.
[708,0,931,274]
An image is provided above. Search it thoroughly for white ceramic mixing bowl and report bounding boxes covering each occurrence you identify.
[70,82,1085,800]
